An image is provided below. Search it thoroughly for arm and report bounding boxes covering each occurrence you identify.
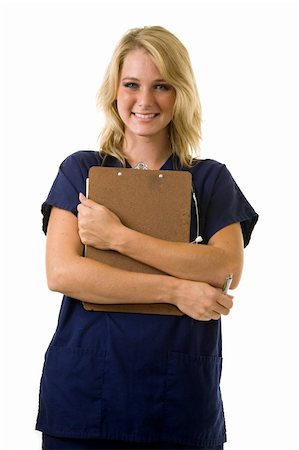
[46,206,233,321]
[77,194,244,289]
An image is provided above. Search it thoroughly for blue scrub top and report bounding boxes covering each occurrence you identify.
[36,151,258,448]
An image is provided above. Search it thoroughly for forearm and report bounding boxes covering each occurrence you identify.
[46,207,235,321]
[47,253,176,305]
[113,225,243,288]
[78,195,243,288]
[47,254,234,322]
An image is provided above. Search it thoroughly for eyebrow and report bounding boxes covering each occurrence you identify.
[121,77,168,83]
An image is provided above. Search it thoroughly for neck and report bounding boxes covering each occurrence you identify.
[123,135,172,170]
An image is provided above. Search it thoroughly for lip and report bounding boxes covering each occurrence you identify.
[132,112,159,119]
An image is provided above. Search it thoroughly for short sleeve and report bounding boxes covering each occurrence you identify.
[203,165,258,247]
[41,152,91,234]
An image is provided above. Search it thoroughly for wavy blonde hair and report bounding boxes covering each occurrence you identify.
[97,26,202,167]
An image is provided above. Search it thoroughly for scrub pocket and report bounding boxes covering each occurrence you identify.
[37,345,106,436]
[164,352,225,446]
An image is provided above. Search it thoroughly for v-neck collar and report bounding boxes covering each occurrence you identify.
[98,152,177,170]
[124,154,174,171]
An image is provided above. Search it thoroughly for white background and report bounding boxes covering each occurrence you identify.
[1,0,298,449]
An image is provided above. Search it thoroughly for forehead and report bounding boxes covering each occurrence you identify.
[120,49,163,79]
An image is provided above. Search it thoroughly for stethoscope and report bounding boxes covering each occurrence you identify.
[100,153,203,244]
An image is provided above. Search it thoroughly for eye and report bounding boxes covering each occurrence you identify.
[123,82,139,90]
[154,84,172,91]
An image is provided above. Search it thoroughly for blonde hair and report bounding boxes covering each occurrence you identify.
[97,26,202,167]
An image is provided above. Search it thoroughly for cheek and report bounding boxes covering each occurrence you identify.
[116,93,134,117]
[161,93,176,112]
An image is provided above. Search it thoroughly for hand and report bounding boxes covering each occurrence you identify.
[77,193,124,250]
[174,279,234,321]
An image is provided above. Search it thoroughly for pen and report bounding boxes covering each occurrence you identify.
[222,273,233,294]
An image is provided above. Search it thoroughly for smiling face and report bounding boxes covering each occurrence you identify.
[116,49,176,143]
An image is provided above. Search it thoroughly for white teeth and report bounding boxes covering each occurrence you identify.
[134,113,156,119]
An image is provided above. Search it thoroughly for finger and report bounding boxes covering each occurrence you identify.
[218,294,234,309]
[210,311,221,320]
[77,202,83,214]
[213,296,234,316]
[77,202,89,215]
[214,304,231,316]
[79,192,98,209]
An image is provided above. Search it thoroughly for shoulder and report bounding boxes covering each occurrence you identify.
[60,150,102,171]
[190,158,225,174]
[189,158,229,188]
[57,150,103,182]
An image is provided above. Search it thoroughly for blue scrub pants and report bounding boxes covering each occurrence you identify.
[42,434,224,450]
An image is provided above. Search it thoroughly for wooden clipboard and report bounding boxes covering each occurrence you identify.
[83,167,192,315]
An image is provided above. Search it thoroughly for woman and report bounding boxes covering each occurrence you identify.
[36,26,258,450]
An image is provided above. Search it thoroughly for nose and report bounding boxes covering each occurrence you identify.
[137,87,154,108]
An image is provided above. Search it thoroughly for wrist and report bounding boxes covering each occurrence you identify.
[163,276,182,306]
[111,224,131,252]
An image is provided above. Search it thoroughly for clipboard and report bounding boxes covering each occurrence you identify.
[83,166,192,315]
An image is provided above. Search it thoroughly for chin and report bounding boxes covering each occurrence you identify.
[131,126,164,138]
